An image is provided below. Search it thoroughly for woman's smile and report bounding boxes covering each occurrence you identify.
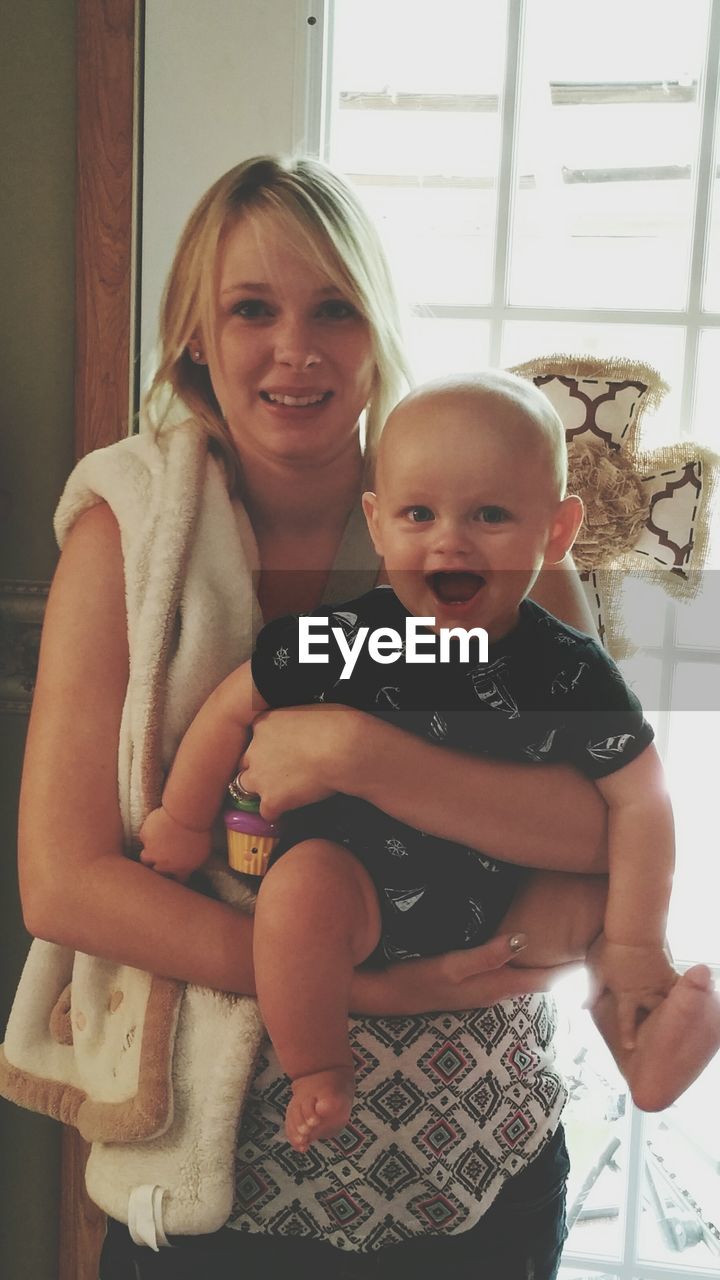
[260,388,332,408]
[258,386,334,416]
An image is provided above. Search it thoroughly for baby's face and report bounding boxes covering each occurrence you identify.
[363,391,571,641]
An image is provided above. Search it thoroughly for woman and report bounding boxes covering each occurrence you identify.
[19,156,607,1279]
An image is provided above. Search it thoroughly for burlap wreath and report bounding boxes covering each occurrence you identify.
[567,437,651,573]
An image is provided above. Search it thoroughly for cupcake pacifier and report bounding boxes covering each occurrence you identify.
[224,773,278,877]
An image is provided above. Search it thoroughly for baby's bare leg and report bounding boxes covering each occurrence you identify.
[499,872,720,1110]
[499,870,608,968]
[254,839,381,1152]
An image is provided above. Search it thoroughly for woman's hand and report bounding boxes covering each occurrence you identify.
[350,934,579,1016]
[239,703,361,819]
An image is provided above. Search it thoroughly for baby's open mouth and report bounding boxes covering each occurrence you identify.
[427,572,485,604]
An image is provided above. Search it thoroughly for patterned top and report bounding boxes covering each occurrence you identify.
[228,590,652,1249]
[229,998,564,1250]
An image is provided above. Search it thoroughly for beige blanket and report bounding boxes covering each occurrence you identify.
[0,423,269,1240]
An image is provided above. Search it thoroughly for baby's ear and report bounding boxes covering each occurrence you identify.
[545,494,584,565]
[361,491,383,555]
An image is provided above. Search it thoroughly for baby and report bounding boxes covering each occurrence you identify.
[140,372,720,1151]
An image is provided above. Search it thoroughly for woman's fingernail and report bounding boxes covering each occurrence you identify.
[509,932,527,952]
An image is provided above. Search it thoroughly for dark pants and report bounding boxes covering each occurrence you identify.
[99,1125,569,1280]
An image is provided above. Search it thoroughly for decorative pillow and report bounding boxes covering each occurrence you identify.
[510,355,718,657]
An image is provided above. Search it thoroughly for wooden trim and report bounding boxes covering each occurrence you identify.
[60,1133,106,1280]
[63,3,137,1277]
[74,0,137,461]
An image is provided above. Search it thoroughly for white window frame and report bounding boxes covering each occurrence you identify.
[303,4,720,1278]
[316,0,720,418]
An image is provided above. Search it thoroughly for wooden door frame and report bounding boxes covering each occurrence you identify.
[62,2,138,1277]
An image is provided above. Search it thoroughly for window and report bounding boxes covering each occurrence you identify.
[311,2,720,1275]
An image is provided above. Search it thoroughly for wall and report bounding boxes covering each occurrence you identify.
[140,0,311,388]
[0,4,313,1274]
[0,1,76,1277]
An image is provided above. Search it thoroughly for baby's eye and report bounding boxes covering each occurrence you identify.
[475,506,510,524]
[316,298,360,321]
[231,298,274,319]
[406,506,434,523]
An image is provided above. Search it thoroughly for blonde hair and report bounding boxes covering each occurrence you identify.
[142,155,410,482]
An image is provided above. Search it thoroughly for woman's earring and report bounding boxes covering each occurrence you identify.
[188,344,204,363]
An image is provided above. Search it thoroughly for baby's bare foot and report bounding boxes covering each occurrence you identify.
[286,1067,355,1152]
[625,966,720,1111]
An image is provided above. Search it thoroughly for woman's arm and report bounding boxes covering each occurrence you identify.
[20,503,553,1009]
[244,707,606,872]
[530,553,599,637]
[351,942,577,1015]
[345,718,606,871]
[18,503,259,993]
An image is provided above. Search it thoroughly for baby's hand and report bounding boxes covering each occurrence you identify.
[138,806,211,882]
[587,936,677,1050]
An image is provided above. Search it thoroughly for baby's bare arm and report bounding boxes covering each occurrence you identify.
[589,746,676,1046]
[139,663,267,876]
[595,744,674,948]
[162,662,265,828]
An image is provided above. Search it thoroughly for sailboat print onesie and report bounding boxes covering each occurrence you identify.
[251,585,653,966]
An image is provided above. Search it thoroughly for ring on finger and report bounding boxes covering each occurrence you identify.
[229,771,259,804]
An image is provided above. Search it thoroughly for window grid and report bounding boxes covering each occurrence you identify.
[560,1255,720,1279]
[407,0,720,435]
[488,0,523,365]
[680,0,720,432]
[314,4,720,1274]
[562,1075,719,1280]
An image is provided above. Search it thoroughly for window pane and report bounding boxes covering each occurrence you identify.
[671,658,720,713]
[694,329,720,448]
[405,316,491,382]
[555,974,630,1262]
[501,320,685,446]
[509,0,711,309]
[619,582,720,661]
[675,578,720,647]
[639,1061,720,1268]
[559,1272,618,1280]
[559,1272,617,1280]
[343,185,497,307]
[664,700,720,964]
[328,0,507,305]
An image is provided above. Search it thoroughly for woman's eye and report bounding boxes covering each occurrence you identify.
[231,299,273,319]
[407,506,434,523]
[476,506,510,524]
[317,298,359,321]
